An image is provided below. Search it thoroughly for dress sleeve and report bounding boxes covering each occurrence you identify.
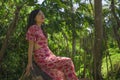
[26,25,37,41]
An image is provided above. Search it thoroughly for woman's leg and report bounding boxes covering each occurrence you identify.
[46,57,78,80]
[46,69,66,80]
[35,56,78,80]
[35,58,66,80]
[56,57,78,80]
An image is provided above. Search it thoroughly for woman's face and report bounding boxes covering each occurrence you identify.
[35,11,45,24]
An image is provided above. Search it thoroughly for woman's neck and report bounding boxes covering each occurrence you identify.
[36,23,42,27]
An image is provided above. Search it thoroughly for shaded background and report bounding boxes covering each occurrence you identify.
[0,0,120,80]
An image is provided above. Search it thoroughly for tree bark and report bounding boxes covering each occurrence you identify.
[0,5,23,64]
[19,61,52,80]
[93,0,103,80]
[70,0,76,56]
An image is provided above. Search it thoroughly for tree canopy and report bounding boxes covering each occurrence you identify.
[0,0,120,80]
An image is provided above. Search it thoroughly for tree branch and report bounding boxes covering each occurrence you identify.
[0,5,23,64]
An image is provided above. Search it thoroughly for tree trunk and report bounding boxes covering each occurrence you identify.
[93,0,103,80]
[70,0,76,56]
[0,5,23,64]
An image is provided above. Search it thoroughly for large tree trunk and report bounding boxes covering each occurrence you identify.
[93,0,103,80]
[0,5,23,64]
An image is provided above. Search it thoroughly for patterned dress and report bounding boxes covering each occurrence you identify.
[26,25,78,80]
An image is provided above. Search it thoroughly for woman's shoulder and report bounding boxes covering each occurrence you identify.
[29,24,38,29]
[28,24,39,31]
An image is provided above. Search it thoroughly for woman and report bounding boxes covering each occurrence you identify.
[25,9,78,80]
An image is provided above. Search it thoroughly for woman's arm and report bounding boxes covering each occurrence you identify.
[25,40,34,76]
[25,25,36,76]
[27,40,34,65]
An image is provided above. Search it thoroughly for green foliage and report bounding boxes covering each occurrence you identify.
[102,48,120,80]
[0,0,120,80]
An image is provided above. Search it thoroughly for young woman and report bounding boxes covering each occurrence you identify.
[25,9,78,80]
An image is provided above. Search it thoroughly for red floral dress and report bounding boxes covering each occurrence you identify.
[26,25,78,80]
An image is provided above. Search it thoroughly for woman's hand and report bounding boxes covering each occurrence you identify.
[25,63,33,76]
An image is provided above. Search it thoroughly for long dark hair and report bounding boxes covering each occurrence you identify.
[27,9,47,38]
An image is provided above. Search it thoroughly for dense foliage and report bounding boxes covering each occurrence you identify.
[0,0,120,80]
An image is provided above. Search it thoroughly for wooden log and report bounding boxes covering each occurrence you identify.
[19,61,52,80]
